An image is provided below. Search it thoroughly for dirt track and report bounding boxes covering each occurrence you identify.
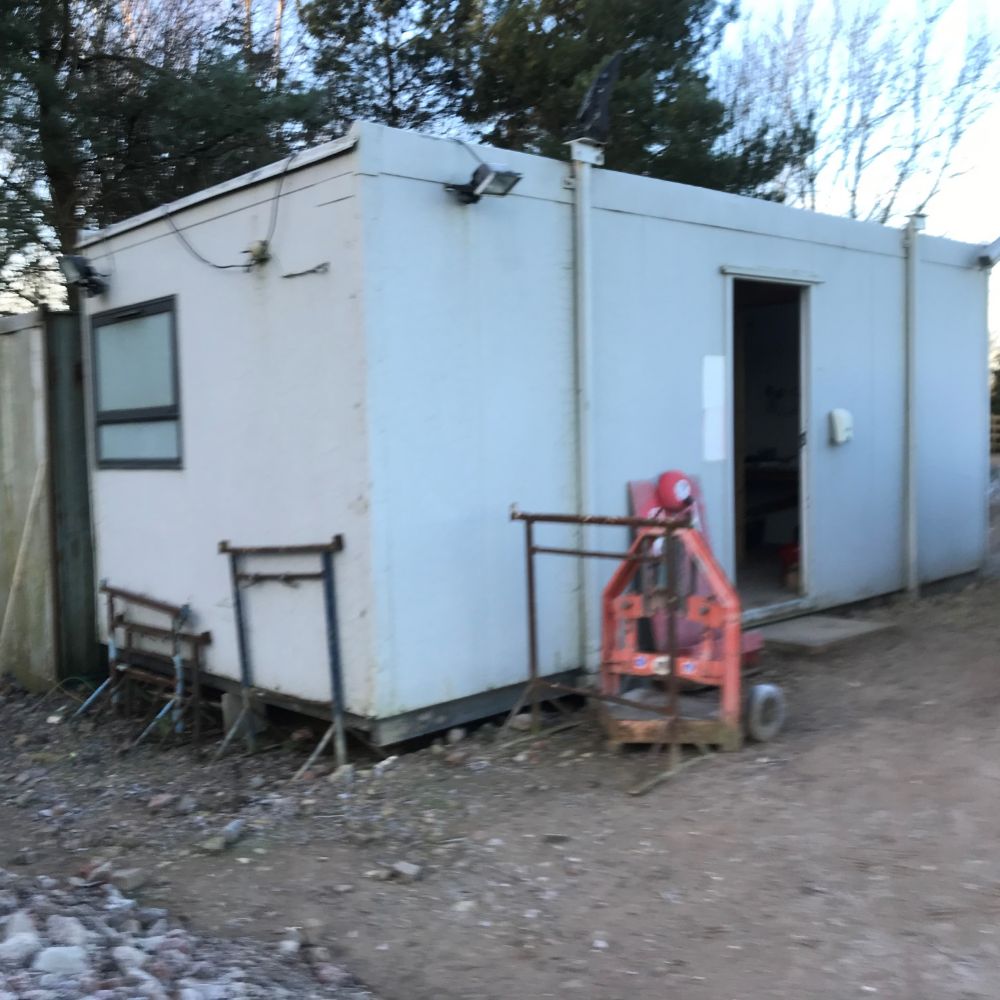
[3,576,1000,999]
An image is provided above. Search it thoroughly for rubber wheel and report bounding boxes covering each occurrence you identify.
[744,683,786,742]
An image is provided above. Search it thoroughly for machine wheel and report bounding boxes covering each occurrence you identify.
[744,683,786,742]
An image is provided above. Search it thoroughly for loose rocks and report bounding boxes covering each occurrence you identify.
[0,868,373,999]
[31,945,90,975]
[390,861,423,883]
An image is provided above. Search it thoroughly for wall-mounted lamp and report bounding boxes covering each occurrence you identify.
[446,163,522,205]
[977,235,1000,269]
[58,255,108,296]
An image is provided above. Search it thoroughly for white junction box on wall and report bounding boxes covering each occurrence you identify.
[828,408,854,445]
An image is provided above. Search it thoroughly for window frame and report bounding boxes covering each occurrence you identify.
[90,295,183,470]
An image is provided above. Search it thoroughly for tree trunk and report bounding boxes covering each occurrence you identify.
[244,0,253,58]
[273,0,284,83]
[35,2,79,256]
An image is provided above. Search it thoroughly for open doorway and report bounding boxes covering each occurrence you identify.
[733,279,804,610]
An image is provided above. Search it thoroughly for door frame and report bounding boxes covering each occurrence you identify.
[721,265,822,623]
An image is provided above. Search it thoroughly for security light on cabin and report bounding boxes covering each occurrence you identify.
[979,235,1000,268]
[58,255,108,297]
[447,163,522,205]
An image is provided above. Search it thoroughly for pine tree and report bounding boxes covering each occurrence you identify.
[0,0,322,308]
[299,0,481,134]
[465,0,809,195]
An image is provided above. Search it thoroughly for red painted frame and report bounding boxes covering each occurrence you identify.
[600,525,742,732]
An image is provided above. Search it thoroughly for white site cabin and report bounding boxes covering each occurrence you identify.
[77,121,991,743]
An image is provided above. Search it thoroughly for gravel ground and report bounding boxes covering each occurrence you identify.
[2,568,1000,999]
[0,867,371,999]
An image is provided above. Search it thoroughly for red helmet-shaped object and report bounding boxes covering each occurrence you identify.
[656,470,694,514]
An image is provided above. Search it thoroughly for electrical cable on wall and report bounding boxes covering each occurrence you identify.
[450,136,487,166]
[282,262,330,279]
[160,149,299,271]
[89,240,118,281]
[264,150,297,245]
[161,212,246,270]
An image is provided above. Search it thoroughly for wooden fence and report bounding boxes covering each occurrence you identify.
[0,311,95,689]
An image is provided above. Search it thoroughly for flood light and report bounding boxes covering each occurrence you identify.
[447,163,522,205]
[58,255,108,296]
[978,235,1000,268]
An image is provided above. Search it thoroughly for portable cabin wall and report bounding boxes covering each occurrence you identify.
[585,171,988,607]
[357,124,988,726]
[914,259,990,581]
[354,124,581,734]
[79,139,378,713]
[77,123,988,736]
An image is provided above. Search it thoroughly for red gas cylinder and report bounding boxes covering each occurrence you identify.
[656,471,694,514]
[778,543,800,571]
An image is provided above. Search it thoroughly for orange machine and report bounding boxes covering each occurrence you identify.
[598,471,784,750]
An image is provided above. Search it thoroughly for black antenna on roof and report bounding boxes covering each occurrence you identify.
[574,51,622,145]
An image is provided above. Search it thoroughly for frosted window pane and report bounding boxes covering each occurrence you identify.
[99,421,179,462]
[96,312,174,411]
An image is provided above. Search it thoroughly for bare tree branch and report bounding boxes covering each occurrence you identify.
[718,0,1000,225]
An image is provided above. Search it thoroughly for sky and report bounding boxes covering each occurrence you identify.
[729,0,1000,342]
[6,0,999,331]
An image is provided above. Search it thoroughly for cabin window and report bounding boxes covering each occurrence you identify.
[91,296,181,469]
